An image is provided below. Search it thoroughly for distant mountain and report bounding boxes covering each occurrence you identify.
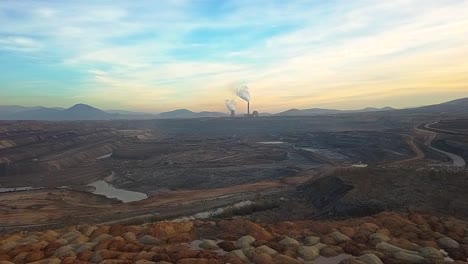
[6,104,116,120]
[1,97,467,120]
[59,104,114,120]
[156,109,226,119]
[398,97,468,114]
[276,106,394,116]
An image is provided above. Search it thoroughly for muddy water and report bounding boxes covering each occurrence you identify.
[88,180,147,203]
[257,141,285,144]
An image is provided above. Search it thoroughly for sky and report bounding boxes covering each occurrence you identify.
[1,0,468,114]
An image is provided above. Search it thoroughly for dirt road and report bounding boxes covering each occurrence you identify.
[416,121,466,167]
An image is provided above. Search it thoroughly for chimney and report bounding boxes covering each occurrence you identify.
[247,102,250,116]
[230,110,235,117]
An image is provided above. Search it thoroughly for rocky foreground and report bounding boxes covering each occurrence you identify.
[0,212,467,264]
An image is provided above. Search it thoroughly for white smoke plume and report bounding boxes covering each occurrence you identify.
[236,85,250,102]
[225,99,236,111]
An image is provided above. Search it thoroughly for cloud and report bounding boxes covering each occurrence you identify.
[0,36,42,52]
[1,0,468,112]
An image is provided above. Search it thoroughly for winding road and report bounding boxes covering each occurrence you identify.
[416,121,466,167]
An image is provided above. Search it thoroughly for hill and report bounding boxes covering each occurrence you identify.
[8,104,116,120]
[276,106,395,116]
[156,109,226,119]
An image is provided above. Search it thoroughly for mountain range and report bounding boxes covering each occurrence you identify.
[275,106,395,116]
[0,97,467,120]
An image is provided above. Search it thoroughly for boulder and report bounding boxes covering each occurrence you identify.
[393,251,425,263]
[139,235,162,246]
[375,242,418,255]
[437,237,460,249]
[135,251,157,261]
[53,245,75,258]
[418,247,444,259]
[24,251,45,262]
[217,241,236,252]
[369,233,390,243]
[279,237,300,246]
[255,245,278,256]
[199,240,220,250]
[320,245,343,257]
[30,241,48,251]
[330,231,351,243]
[0,242,17,252]
[218,219,273,241]
[273,254,301,264]
[81,225,99,237]
[297,246,319,261]
[12,252,28,263]
[177,258,223,264]
[70,234,89,244]
[251,253,274,264]
[123,232,138,242]
[242,247,256,258]
[90,226,111,239]
[60,231,81,243]
[357,253,383,264]
[303,236,320,246]
[135,260,157,264]
[360,223,380,233]
[149,221,193,239]
[340,258,367,264]
[359,250,384,259]
[235,235,256,248]
[314,243,328,251]
[92,233,113,243]
[340,227,356,238]
[224,254,245,264]
[18,235,39,245]
[1,235,22,244]
[75,242,98,253]
[37,258,62,264]
[229,250,249,262]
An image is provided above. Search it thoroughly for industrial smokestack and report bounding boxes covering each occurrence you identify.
[236,85,250,115]
[225,99,236,117]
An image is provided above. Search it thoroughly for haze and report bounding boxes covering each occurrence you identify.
[1,0,468,113]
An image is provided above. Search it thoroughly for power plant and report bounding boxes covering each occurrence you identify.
[226,85,258,117]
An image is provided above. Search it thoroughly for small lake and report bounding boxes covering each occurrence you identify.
[88,180,148,203]
[96,153,113,160]
[257,141,285,144]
